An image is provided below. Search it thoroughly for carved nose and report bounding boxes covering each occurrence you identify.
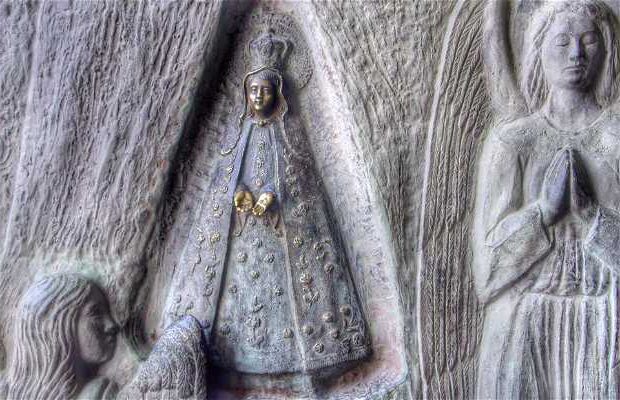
[104,318,119,336]
[569,39,585,62]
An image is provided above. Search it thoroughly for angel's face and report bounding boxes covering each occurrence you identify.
[247,77,276,119]
[541,11,605,92]
[77,286,118,366]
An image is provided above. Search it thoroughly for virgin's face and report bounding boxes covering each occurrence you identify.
[541,12,606,92]
[77,287,118,366]
[247,77,276,118]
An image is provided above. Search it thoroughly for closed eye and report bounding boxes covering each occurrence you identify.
[582,31,599,45]
[86,305,103,317]
[554,33,570,46]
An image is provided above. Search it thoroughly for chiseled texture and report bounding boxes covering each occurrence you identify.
[0,4,33,363]
[304,1,454,398]
[0,3,36,261]
[0,0,456,398]
[0,0,222,360]
[145,1,453,398]
[417,1,490,399]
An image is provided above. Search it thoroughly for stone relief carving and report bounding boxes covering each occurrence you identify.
[16,0,620,398]
[144,7,403,398]
[418,0,620,399]
[118,315,208,400]
[416,1,489,398]
[163,22,370,382]
[1,273,209,400]
[3,274,119,400]
[0,4,403,398]
[474,1,620,398]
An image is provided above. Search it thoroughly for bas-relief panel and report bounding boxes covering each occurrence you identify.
[418,0,620,399]
[142,6,406,399]
[3,0,620,399]
[0,3,405,400]
[477,1,620,398]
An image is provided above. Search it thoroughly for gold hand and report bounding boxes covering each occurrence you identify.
[234,191,254,213]
[252,192,275,217]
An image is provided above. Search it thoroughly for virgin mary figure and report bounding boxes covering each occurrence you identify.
[474,1,620,398]
[164,29,370,378]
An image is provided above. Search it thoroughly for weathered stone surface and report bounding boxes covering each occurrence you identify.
[6,0,618,399]
[0,0,226,392]
[474,1,620,398]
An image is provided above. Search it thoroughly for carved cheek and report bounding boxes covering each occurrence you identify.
[248,93,259,109]
[78,317,103,363]
[265,94,274,108]
[542,45,566,75]
[585,43,605,77]
[585,42,602,59]
[90,320,106,346]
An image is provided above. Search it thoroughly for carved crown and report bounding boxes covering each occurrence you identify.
[248,29,290,71]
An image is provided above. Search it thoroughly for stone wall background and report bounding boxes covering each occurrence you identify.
[299,1,455,397]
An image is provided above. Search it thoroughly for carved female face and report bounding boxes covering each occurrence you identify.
[77,286,118,366]
[541,11,606,92]
[247,77,276,118]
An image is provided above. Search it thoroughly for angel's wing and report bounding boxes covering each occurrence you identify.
[416,0,492,398]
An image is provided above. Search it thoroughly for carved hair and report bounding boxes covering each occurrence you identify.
[251,69,281,88]
[521,0,620,111]
[7,274,100,400]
